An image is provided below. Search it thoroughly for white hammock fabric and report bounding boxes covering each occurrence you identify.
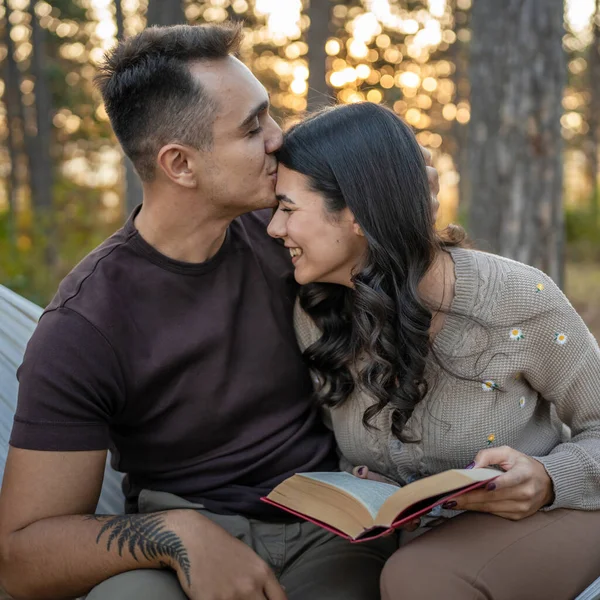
[0,285,599,599]
[0,284,124,515]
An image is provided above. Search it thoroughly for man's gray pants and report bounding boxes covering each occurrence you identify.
[86,489,397,600]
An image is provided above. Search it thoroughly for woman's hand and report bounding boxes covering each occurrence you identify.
[352,466,421,532]
[446,446,555,520]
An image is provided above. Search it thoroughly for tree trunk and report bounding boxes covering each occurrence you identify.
[4,80,19,249]
[468,0,566,287]
[226,5,245,22]
[146,0,186,27]
[2,6,21,247]
[4,1,37,213]
[114,0,125,37]
[5,0,57,268]
[28,0,57,267]
[587,0,600,225]
[115,0,143,217]
[449,0,471,218]
[306,0,333,111]
[28,2,54,209]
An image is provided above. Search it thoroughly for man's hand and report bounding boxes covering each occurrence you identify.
[0,447,286,600]
[352,466,421,532]
[168,510,287,600]
[445,446,554,520]
[420,146,440,223]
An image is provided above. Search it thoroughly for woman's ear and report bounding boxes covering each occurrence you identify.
[352,219,365,237]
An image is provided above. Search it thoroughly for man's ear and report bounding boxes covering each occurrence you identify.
[156,144,197,188]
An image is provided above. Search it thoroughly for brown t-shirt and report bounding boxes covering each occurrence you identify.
[11,208,337,516]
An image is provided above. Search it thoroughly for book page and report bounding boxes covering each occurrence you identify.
[377,467,499,526]
[452,468,500,481]
[298,472,400,519]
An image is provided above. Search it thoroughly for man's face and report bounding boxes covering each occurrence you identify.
[190,57,283,214]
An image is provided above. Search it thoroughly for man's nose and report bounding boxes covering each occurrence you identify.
[265,116,283,154]
[267,210,285,239]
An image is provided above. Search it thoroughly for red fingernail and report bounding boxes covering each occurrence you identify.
[486,482,496,491]
[442,500,457,509]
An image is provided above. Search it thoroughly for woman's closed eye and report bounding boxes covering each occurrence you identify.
[275,193,296,213]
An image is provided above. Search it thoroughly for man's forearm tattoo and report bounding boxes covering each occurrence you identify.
[86,513,191,586]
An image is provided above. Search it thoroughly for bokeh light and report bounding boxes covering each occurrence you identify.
[0,0,595,234]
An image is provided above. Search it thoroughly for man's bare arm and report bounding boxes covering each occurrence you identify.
[0,448,190,599]
[0,448,286,600]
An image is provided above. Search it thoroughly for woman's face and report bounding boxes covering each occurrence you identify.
[267,165,368,286]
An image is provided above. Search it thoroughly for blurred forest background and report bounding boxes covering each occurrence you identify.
[0,0,599,338]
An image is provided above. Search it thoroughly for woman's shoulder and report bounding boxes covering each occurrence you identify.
[293,298,322,351]
[450,247,558,294]
[449,246,546,279]
[449,247,577,326]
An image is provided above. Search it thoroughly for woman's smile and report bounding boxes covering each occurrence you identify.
[288,246,303,263]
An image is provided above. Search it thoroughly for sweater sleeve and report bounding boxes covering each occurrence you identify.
[521,274,600,510]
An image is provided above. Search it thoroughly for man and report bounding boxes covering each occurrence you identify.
[0,23,438,600]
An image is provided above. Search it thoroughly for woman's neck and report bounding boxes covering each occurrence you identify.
[418,249,456,338]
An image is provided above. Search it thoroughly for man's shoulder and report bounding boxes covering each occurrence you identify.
[45,225,136,316]
[239,208,272,228]
[234,209,272,241]
[234,209,291,263]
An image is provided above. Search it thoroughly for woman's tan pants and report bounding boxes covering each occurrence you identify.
[382,508,600,600]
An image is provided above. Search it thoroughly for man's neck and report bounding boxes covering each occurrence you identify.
[133,190,234,264]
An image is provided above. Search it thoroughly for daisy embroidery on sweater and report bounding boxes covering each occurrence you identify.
[509,328,524,341]
[554,333,568,345]
[482,380,499,391]
[536,283,545,293]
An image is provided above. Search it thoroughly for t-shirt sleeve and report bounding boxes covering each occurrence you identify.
[10,307,125,451]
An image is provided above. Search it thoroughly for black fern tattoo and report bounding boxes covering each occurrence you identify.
[86,513,191,586]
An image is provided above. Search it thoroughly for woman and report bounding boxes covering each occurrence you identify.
[267,102,600,600]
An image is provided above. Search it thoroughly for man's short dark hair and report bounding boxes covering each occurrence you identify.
[96,23,242,181]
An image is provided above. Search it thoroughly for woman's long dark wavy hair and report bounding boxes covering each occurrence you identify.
[277,102,465,441]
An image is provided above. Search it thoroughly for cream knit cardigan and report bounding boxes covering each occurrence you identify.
[294,248,600,510]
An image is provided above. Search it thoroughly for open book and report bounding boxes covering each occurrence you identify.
[262,468,500,542]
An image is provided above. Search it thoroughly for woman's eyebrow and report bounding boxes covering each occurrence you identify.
[276,194,295,204]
